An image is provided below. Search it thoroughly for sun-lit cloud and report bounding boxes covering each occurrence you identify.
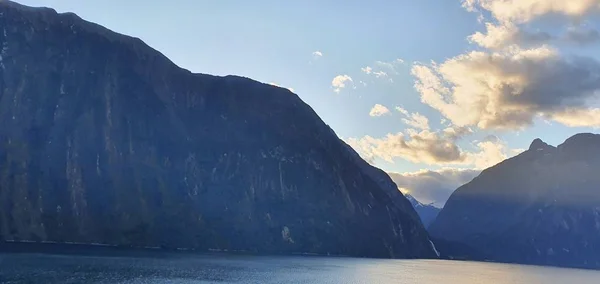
[395,106,409,116]
[375,58,405,74]
[369,104,391,117]
[411,46,600,130]
[549,108,600,128]
[463,0,600,24]
[468,139,510,169]
[373,71,388,78]
[464,0,600,49]
[346,122,515,169]
[361,59,405,81]
[388,168,481,207]
[268,82,295,93]
[394,107,430,130]
[347,129,462,165]
[331,75,353,93]
[469,23,552,49]
[401,113,430,130]
[312,51,323,57]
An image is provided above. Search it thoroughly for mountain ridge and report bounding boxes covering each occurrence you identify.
[0,0,436,258]
[430,133,600,268]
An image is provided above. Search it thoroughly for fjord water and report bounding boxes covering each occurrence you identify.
[1,253,599,284]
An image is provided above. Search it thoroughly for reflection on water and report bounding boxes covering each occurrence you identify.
[1,252,599,283]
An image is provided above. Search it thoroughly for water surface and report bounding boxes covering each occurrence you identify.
[1,252,599,283]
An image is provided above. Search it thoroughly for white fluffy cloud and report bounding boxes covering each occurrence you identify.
[464,0,600,49]
[402,113,430,130]
[463,0,600,24]
[395,107,430,130]
[312,51,323,57]
[369,104,391,117]
[469,23,552,49]
[389,168,480,207]
[411,46,600,129]
[331,75,353,93]
[395,106,409,116]
[361,66,372,74]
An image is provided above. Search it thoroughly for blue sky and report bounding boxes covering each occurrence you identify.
[13,0,600,205]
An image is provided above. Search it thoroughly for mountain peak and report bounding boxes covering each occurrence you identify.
[529,138,551,151]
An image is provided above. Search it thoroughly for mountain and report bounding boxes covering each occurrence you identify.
[0,1,436,258]
[429,133,600,268]
[405,194,440,228]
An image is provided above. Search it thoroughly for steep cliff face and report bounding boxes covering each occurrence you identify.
[430,133,600,268]
[0,1,436,258]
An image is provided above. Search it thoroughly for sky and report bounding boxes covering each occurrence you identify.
[13,0,600,206]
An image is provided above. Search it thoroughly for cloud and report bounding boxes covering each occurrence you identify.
[463,0,600,24]
[346,129,463,165]
[361,59,405,80]
[470,24,600,49]
[373,71,388,78]
[464,0,600,50]
[549,107,600,128]
[346,125,513,169]
[389,168,480,207]
[442,125,473,140]
[401,112,430,130]
[565,27,600,45]
[369,104,391,117]
[395,106,409,116]
[468,139,511,169]
[312,51,323,57]
[469,23,552,49]
[331,75,353,93]
[411,46,600,130]
[395,107,432,130]
[375,58,405,74]
[268,82,295,93]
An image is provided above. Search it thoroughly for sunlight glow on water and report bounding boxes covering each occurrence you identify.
[1,253,599,283]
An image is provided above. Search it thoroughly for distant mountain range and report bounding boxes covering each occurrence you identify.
[0,0,436,258]
[404,194,440,228]
[430,133,600,269]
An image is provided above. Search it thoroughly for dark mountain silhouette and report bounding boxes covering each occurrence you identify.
[430,133,600,268]
[0,1,436,258]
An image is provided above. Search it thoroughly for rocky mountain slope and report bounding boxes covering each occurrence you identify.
[429,133,600,268]
[0,1,436,258]
[405,194,440,228]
